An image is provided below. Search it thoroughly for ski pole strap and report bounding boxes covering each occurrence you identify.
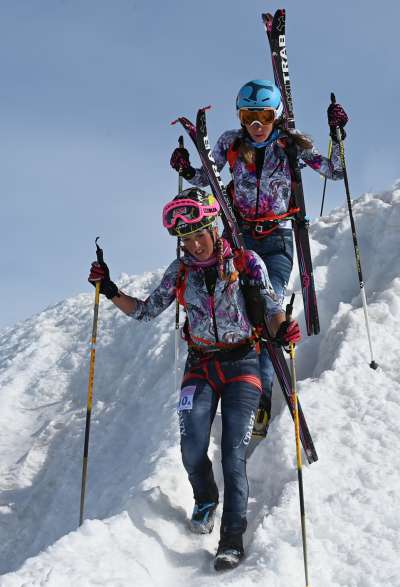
[95,236,104,265]
[178,135,184,192]
[320,139,333,216]
[286,293,295,322]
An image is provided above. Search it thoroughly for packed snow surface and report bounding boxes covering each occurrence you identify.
[1,185,400,586]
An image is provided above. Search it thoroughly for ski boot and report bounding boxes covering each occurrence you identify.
[189,501,218,534]
[252,393,271,438]
[214,532,244,571]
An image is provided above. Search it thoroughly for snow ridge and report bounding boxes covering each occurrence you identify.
[1,185,400,586]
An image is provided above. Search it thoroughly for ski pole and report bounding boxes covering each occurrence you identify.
[320,139,332,216]
[286,294,311,587]
[174,136,184,393]
[178,135,184,192]
[331,93,378,370]
[79,237,103,526]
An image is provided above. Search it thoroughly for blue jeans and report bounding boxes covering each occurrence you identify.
[179,348,262,535]
[243,229,294,400]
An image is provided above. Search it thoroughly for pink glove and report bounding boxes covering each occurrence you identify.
[327,102,348,140]
[170,147,195,180]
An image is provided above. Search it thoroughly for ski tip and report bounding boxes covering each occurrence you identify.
[369,360,379,370]
[171,118,180,126]
[262,8,285,24]
[261,12,272,21]
[261,12,273,32]
[200,105,212,112]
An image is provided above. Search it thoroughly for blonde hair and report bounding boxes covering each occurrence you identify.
[236,122,314,165]
[275,121,314,150]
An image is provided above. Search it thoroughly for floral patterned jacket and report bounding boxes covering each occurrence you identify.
[189,129,343,227]
[129,249,281,349]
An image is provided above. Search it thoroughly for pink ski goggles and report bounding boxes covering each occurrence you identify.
[162,196,220,230]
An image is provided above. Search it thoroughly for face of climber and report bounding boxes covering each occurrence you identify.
[245,119,274,143]
[181,228,215,261]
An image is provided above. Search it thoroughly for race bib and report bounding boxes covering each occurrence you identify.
[177,385,196,412]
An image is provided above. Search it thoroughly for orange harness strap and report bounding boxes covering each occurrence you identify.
[241,207,300,239]
[176,263,189,307]
[182,358,262,397]
[241,207,300,224]
[214,359,262,392]
[182,370,218,394]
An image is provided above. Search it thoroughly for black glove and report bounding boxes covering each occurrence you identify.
[170,147,195,180]
[274,319,301,347]
[88,262,120,300]
[327,102,348,142]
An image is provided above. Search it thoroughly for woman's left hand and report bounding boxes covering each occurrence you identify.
[327,102,348,140]
[274,319,301,346]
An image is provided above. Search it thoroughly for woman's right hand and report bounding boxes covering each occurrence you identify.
[274,319,301,346]
[88,262,119,300]
[170,147,195,180]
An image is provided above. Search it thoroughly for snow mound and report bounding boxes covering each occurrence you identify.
[1,185,400,586]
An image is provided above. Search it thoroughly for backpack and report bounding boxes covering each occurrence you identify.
[225,134,301,236]
[175,250,266,347]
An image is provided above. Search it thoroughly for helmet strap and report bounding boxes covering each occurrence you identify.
[207,224,218,242]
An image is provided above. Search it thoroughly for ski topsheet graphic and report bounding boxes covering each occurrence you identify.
[263,9,320,336]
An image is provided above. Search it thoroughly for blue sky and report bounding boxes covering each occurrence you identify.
[1,0,399,329]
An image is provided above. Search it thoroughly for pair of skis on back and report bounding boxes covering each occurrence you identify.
[172,9,318,464]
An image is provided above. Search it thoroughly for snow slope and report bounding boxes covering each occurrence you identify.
[1,184,400,586]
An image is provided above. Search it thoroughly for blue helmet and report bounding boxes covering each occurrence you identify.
[236,79,283,117]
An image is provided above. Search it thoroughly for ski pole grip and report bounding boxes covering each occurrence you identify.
[95,237,104,265]
[330,92,343,141]
[285,293,295,322]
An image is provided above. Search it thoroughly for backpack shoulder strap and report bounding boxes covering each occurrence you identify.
[233,250,266,328]
[227,137,242,173]
[176,262,189,307]
[279,134,301,182]
[232,249,246,275]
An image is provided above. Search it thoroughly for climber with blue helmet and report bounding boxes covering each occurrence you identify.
[170,79,348,437]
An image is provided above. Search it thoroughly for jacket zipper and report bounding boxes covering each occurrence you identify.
[208,294,219,343]
[254,146,267,219]
[204,268,219,343]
